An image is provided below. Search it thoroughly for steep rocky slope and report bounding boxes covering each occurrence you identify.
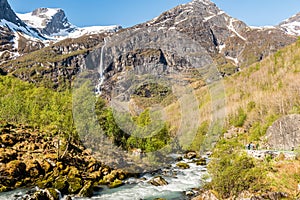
[0,0,298,93]
[86,0,296,100]
[0,0,45,63]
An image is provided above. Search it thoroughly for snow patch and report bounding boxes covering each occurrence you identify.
[17,8,62,29]
[227,18,246,41]
[280,21,300,36]
[226,56,239,66]
[218,43,226,53]
[49,25,120,40]
[0,19,43,40]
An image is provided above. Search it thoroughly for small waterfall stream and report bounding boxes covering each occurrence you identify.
[95,37,107,95]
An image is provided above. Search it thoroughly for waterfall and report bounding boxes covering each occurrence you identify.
[95,37,107,95]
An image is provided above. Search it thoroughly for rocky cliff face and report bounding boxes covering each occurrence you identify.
[0,0,25,26]
[84,0,296,100]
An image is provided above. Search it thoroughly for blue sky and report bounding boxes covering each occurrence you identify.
[8,0,300,28]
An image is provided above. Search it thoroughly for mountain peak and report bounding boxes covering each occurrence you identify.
[279,12,300,36]
[0,0,26,26]
[18,7,74,36]
[31,8,63,16]
[191,0,213,5]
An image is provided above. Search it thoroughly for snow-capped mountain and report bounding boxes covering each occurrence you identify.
[17,8,75,36]
[18,8,121,39]
[0,0,43,38]
[0,0,45,62]
[279,12,300,36]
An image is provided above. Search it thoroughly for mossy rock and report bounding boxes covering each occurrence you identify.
[42,161,53,174]
[176,162,190,169]
[56,162,64,170]
[15,181,24,188]
[53,176,69,194]
[97,179,107,185]
[78,181,93,197]
[68,177,82,194]
[26,160,44,178]
[195,158,206,166]
[37,174,55,189]
[32,190,50,200]
[68,166,80,178]
[103,172,117,183]
[87,171,102,181]
[0,185,8,192]
[45,188,60,200]
[108,179,123,189]
[6,160,26,178]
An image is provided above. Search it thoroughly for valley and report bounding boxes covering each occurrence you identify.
[0,0,300,199]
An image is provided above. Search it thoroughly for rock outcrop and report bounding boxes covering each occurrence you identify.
[265,114,300,151]
[0,0,26,27]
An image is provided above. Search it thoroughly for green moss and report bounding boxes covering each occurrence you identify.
[45,188,60,200]
[176,162,190,169]
[108,179,123,188]
[68,177,82,194]
[195,158,206,166]
[53,176,69,194]
[0,185,8,192]
[78,181,93,197]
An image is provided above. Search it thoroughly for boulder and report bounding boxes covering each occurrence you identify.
[78,181,93,197]
[6,160,26,178]
[148,176,168,186]
[108,179,123,188]
[265,114,300,150]
[195,158,206,166]
[67,177,82,194]
[26,160,44,178]
[176,162,190,169]
[53,176,69,194]
[185,151,197,159]
[45,188,60,200]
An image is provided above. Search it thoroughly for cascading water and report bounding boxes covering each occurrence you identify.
[0,155,210,200]
[95,37,107,95]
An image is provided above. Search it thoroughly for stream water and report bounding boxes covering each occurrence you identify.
[0,155,209,200]
[95,37,107,95]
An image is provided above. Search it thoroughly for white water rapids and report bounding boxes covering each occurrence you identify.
[0,155,209,200]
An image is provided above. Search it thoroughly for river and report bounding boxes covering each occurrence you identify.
[0,155,209,200]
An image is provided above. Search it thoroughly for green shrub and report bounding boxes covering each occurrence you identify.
[229,107,247,127]
[207,140,266,198]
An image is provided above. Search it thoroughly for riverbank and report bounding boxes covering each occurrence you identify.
[0,122,128,198]
[0,121,211,200]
